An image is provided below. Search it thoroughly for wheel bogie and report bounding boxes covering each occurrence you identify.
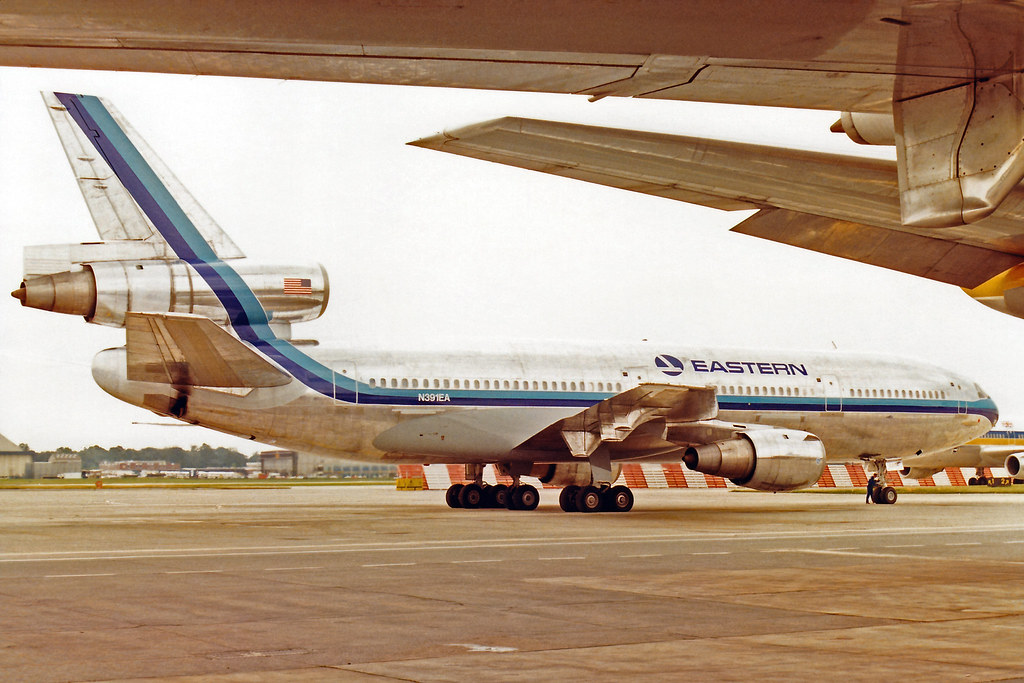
[603,485,634,512]
[510,484,540,510]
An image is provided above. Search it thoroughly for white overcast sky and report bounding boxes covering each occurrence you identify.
[1,66,1022,454]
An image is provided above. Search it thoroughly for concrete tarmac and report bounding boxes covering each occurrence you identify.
[2,485,1024,682]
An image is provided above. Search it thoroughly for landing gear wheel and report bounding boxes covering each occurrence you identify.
[446,484,464,509]
[559,485,580,512]
[487,484,510,508]
[575,485,603,513]
[458,482,483,509]
[870,487,883,504]
[879,486,897,505]
[603,485,634,512]
[968,477,978,486]
[509,484,540,510]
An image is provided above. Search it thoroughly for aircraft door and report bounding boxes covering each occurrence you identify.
[822,374,842,412]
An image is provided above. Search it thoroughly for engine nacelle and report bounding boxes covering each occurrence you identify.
[901,466,943,480]
[531,462,622,487]
[683,429,825,492]
[1005,453,1024,478]
[831,112,895,146]
[13,259,329,329]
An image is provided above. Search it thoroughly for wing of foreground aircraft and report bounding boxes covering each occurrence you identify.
[410,117,1024,319]
[3,2,1024,229]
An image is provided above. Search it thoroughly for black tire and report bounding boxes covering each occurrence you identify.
[880,486,897,505]
[575,485,603,513]
[870,486,884,504]
[488,484,510,508]
[445,484,464,509]
[604,485,634,512]
[968,477,978,486]
[559,485,580,512]
[459,482,483,509]
[511,484,540,511]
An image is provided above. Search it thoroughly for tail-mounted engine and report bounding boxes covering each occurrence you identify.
[682,429,825,492]
[12,244,328,330]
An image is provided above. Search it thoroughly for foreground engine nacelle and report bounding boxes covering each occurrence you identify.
[682,429,825,492]
[1005,453,1024,478]
[830,112,895,146]
[531,462,622,487]
[13,259,329,329]
[901,466,943,480]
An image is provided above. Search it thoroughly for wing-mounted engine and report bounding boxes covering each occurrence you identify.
[530,462,622,487]
[12,243,329,334]
[682,428,825,492]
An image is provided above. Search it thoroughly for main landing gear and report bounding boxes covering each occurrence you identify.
[443,463,635,512]
[444,465,540,510]
[558,484,634,513]
[445,481,540,510]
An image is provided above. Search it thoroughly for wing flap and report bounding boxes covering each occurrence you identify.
[126,312,289,387]
[411,116,1024,287]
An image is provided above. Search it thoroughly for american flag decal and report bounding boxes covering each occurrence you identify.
[283,277,313,295]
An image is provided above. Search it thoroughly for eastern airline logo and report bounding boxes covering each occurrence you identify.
[655,354,686,377]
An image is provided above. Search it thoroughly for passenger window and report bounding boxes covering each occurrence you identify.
[615,383,622,391]
[474,380,480,389]
[368,378,376,388]
[504,380,510,389]
[401,378,409,389]
[484,380,490,389]
[443,379,450,389]
[411,379,419,389]
[561,381,567,390]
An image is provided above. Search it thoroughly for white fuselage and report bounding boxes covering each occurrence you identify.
[93,340,997,466]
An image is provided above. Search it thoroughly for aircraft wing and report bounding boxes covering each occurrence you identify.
[410,117,1024,289]
[43,92,244,260]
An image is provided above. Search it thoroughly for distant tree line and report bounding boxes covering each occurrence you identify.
[34,444,248,470]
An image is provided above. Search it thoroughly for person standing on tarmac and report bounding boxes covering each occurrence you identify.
[866,474,878,503]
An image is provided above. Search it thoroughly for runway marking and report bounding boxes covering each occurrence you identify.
[620,553,662,558]
[1005,540,1024,544]
[449,643,518,653]
[884,544,924,548]
[45,572,116,578]
[692,551,730,555]
[263,566,322,571]
[538,556,585,561]
[786,549,1024,565]
[164,569,223,574]
[363,562,416,568]
[945,542,983,547]
[450,559,503,564]
[6,523,1024,565]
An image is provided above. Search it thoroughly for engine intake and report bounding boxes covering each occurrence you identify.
[13,260,329,329]
[683,429,825,491]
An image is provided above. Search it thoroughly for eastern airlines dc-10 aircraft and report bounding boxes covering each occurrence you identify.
[5,2,1024,319]
[12,93,998,511]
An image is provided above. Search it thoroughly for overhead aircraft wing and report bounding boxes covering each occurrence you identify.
[43,92,244,260]
[410,117,1024,289]
[126,312,289,387]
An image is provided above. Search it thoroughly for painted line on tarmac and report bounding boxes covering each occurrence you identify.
[787,548,1024,565]
[620,553,662,558]
[450,559,503,564]
[692,551,730,555]
[164,569,223,574]
[263,566,323,571]
[884,544,924,548]
[538,556,585,561]
[45,572,116,578]
[362,562,416,568]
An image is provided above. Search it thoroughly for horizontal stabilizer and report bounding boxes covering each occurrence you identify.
[126,312,289,387]
[411,117,1024,288]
